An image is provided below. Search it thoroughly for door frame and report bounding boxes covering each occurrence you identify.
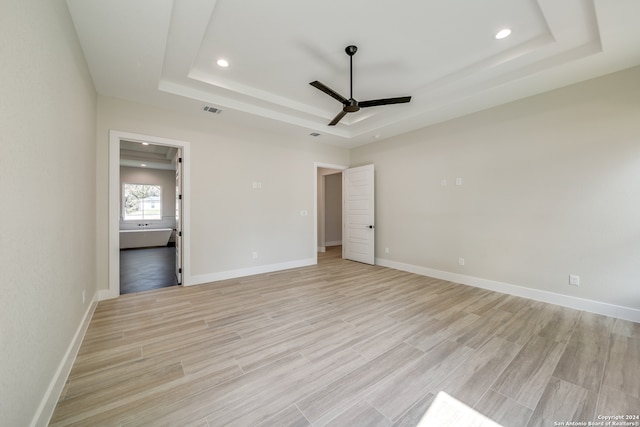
[314,162,348,264]
[104,130,191,300]
[174,148,183,285]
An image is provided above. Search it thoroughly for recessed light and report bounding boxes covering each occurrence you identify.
[495,28,512,40]
[140,163,147,167]
[141,142,149,146]
[216,58,229,68]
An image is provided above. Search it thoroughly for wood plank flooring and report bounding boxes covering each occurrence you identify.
[51,246,640,426]
[120,247,178,294]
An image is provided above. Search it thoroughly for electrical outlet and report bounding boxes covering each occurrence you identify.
[385,247,390,254]
[456,177,463,186]
[458,258,465,266]
[569,275,580,286]
[441,179,447,187]
[252,251,258,259]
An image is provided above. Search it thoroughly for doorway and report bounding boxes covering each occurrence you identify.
[315,162,376,266]
[106,131,190,300]
[119,141,179,294]
[315,163,346,263]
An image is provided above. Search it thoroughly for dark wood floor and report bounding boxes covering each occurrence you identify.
[119,246,178,294]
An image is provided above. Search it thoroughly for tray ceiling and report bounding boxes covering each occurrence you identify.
[66,0,640,148]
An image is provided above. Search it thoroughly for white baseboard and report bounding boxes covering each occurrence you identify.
[318,246,326,253]
[188,258,316,286]
[99,258,318,297]
[32,296,98,427]
[98,288,118,301]
[376,258,640,323]
[325,241,342,247]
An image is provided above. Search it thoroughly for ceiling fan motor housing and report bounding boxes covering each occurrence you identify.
[345,98,360,112]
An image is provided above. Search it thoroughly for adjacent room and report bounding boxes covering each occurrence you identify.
[2,1,640,426]
[119,140,181,294]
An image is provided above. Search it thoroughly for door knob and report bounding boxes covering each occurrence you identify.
[368,225,374,229]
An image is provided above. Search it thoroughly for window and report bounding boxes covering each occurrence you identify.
[123,183,162,220]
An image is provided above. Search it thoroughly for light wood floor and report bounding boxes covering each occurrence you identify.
[51,246,640,426]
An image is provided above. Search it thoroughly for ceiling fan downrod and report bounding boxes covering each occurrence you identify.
[346,45,357,100]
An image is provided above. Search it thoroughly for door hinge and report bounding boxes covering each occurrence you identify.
[178,194,182,200]
[178,157,182,163]
[178,231,182,237]
[178,268,182,274]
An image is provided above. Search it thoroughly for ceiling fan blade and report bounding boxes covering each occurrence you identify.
[328,110,348,126]
[359,96,412,108]
[310,81,348,104]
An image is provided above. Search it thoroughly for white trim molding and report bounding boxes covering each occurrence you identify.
[376,258,640,323]
[33,297,98,427]
[105,130,191,300]
[314,162,348,265]
[189,258,316,285]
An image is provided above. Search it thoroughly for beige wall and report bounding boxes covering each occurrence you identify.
[351,66,640,311]
[97,96,350,289]
[0,0,97,425]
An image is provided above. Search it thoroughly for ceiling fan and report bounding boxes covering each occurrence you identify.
[310,45,412,126]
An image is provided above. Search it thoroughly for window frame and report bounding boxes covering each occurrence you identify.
[122,182,163,222]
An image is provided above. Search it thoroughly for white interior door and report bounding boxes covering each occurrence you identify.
[174,149,183,284]
[343,164,375,264]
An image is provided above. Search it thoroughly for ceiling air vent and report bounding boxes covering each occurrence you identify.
[309,132,321,137]
[203,105,222,114]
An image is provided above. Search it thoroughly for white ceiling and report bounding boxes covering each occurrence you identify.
[66,0,640,148]
[120,140,177,170]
